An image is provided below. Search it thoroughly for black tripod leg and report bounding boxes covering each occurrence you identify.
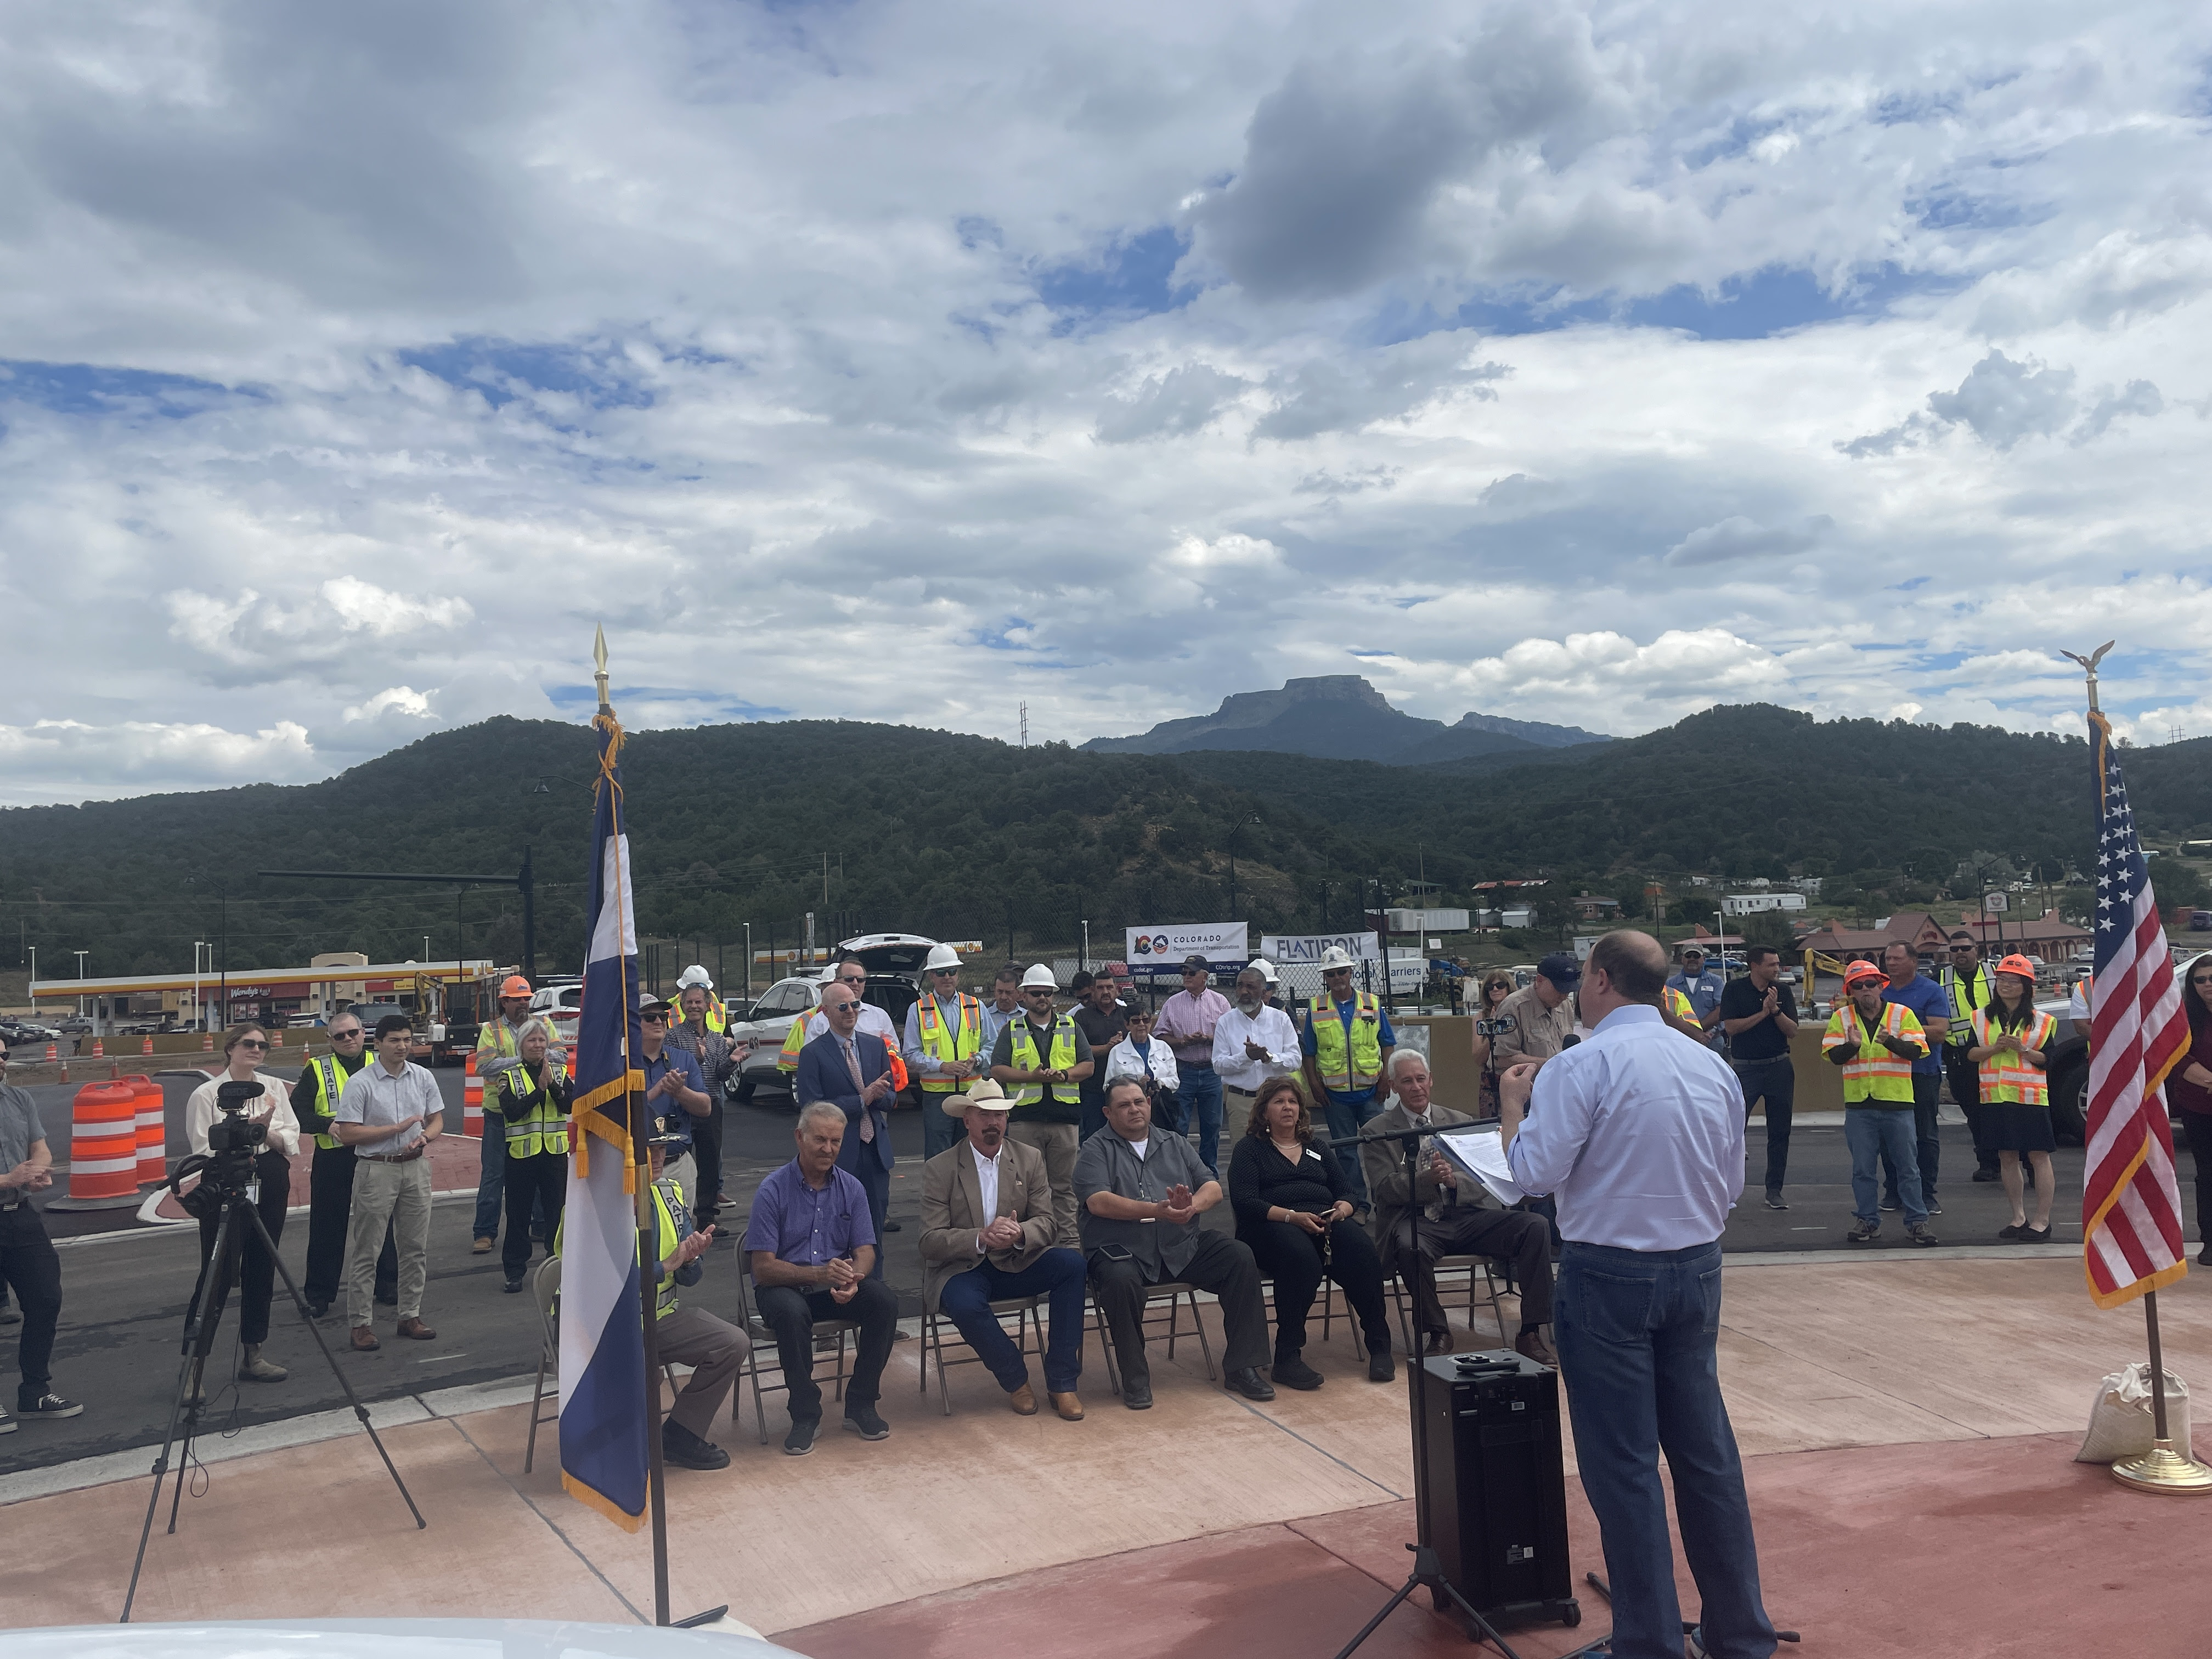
[122,1199,240,1621]
[167,1203,245,1536]
[1328,1570,1427,1659]
[242,1198,426,1529]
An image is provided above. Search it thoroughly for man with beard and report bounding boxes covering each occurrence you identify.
[1213,965,1302,1138]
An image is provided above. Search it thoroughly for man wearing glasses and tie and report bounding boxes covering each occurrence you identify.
[796,987,899,1278]
[291,1009,397,1319]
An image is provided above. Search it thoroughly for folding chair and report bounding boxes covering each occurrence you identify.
[919,1295,1041,1415]
[1387,1253,1512,1348]
[733,1260,859,1445]
[1089,1280,1215,1397]
[526,1255,682,1471]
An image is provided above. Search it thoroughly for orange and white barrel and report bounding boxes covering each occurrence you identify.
[201,1032,215,1052]
[464,1052,483,1137]
[46,1082,143,1210]
[91,1037,105,1059]
[125,1074,165,1184]
[44,1042,57,1064]
[140,1035,154,1057]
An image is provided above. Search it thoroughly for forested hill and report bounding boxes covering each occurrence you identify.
[3,707,2210,980]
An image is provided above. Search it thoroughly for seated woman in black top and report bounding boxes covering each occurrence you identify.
[1227,1076,1395,1389]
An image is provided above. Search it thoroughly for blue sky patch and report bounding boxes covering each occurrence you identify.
[545,683,790,721]
[1033,225,1193,326]
[397,337,660,410]
[0,359,260,418]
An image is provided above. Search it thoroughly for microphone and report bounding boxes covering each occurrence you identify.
[1561,1033,1582,1049]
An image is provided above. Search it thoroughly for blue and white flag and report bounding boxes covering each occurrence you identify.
[560,709,649,1530]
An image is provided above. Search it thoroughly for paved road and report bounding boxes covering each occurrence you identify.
[0,1078,2190,1480]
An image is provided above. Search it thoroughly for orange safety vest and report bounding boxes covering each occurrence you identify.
[1821,1001,1923,1103]
[1971,1006,2057,1106]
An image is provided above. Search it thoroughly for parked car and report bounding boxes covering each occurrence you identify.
[724,933,940,1106]
[0,1019,58,1049]
[527,980,584,1051]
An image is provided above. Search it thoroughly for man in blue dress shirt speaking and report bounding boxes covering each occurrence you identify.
[1499,929,1777,1659]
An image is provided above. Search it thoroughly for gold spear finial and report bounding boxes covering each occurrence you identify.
[593,624,611,715]
[2061,640,2115,713]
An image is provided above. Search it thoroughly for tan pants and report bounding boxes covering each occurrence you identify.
[347,1155,431,1327]
[656,1304,751,1437]
[1006,1120,1080,1248]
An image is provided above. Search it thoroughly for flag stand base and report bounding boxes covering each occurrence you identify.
[2111,1441,2212,1494]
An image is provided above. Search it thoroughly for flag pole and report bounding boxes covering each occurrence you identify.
[600,629,676,1615]
[2067,641,2212,1495]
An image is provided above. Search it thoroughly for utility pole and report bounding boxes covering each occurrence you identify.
[743,923,753,1000]
[1019,703,1029,747]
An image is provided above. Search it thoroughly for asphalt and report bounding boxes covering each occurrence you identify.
[0,1075,2183,1479]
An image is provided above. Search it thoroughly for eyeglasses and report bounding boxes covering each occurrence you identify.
[236,1039,268,1051]
[330,1028,364,1040]
[826,1001,860,1014]
[838,974,866,985]
[929,967,958,977]
[1026,988,1056,997]
[641,1012,667,1024]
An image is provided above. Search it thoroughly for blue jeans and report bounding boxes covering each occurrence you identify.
[1319,1087,1383,1205]
[936,1249,1089,1393]
[1731,1057,1795,1193]
[1847,1107,1925,1225]
[1176,1066,1224,1176]
[1882,1071,1942,1205]
[1556,1242,1776,1659]
[473,1120,507,1239]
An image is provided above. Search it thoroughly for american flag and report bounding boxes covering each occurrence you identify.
[2083,709,2190,1308]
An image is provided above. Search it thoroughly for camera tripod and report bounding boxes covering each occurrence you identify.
[121,1155,426,1621]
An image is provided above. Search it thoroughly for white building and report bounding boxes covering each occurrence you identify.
[1720,892,1807,917]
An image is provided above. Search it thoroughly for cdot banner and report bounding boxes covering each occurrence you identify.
[1262,931,1382,965]
[1125,922,1248,980]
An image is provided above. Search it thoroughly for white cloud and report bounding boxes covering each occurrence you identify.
[0,718,316,805]
[0,1,2206,800]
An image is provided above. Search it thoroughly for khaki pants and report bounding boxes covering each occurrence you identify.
[1006,1120,1080,1248]
[347,1156,431,1327]
[656,1304,751,1437]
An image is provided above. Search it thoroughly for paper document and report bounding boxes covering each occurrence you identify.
[1435,1126,1526,1207]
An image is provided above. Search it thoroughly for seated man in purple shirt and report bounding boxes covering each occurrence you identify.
[743,1101,900,1456]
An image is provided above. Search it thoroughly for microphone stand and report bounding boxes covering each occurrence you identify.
[1315,1121,1597,1659]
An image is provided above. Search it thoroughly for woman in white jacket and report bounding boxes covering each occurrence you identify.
[183,1023,303,1393]
[1101,1006,1179,1139]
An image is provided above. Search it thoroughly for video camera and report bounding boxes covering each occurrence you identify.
[171,1079,269,1218]
[204,1079,270,1156]
[1474,1014,1518,1039]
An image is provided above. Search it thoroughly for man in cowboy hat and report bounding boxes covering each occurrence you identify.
[918,1080,1087,1419]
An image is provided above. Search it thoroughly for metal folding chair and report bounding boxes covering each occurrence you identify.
[526,1255,682,1470]
[1089,1280,1215,1397]
[1387,1253,1513,1347]
[919,1295,1041,1415]
[733,1260,858,1445]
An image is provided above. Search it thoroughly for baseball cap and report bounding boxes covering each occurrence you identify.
[1181,954,1211,973]
[1536,952,1582,990]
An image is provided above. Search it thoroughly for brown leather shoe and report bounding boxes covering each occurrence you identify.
[397,1317,437,1341]
[1424,1328,1455,1355]
[351,1325,381,1352]
[1007,1383,1039,1416]
[1514,1327,1558,1367]
[1050,1391,1084,1421]
[471,1237,493,1254]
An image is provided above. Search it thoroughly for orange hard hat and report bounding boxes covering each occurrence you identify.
[1994,953,2038,983]
[500,974,532,1000]
[1842,960,1885,990]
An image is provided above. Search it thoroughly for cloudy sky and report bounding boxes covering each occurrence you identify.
[1,1,2208,805]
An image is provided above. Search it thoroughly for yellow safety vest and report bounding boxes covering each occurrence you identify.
[476,1018,532,1068]
[1005,1014,1079,1108]
[1971,1007,2057,1106]
[1664,986,1697,1026]
[496,1063,571,1159]
[1308,993,1384,1092]
[777,1013,811,1074]
[914,992,983,1093]
[1943,966,1993,1048]
[303,1052,362,1151]
[1822,1002,1924,1103]
[557,1176,686,1318]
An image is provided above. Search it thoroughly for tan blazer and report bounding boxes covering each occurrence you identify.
[1360,1097,1496,1252]
[919,1135,1059,1313]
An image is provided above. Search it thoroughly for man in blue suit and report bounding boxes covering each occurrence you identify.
[796,984,898,1278]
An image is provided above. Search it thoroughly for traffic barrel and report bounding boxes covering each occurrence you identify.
[44,1042,57,1064]
[125,1074,165,1184]
[46,1082,145,1210]
[464,1052,483,1137]
[91,1037,105,1059]
[201,1032,214,1052]
[140,1036,154,1057]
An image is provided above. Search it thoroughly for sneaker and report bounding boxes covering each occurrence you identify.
[1272,1355,1324,1391]
[1764,1189,1788,1211]
[0,1403,15,1435]
[782,1418,819,1456]
[1846,1220,1881,1243]
[1368,1348,1396,1384]
[1925,1197,1943,1215]
[842,1403,890,1441]
[1907,1223,1940,1247]
[17,1391,83,1419]
[1880,1198,1901,1212]
[1972,1167,2001,1183]
[661,1423,731,1471]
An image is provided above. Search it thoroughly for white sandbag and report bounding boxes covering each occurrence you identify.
[2076,1362,2192,1463]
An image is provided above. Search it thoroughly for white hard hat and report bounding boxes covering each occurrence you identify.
[676,964,713,991]
[1020,962,1058,990]
[1252,957,1279,984]
[923,943,962,973]
[1318,945,1358,970]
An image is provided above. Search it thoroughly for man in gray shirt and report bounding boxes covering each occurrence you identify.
[0,1038,81,1430]
[334,1014,445,1351]
[1073,1077,1273,1409]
